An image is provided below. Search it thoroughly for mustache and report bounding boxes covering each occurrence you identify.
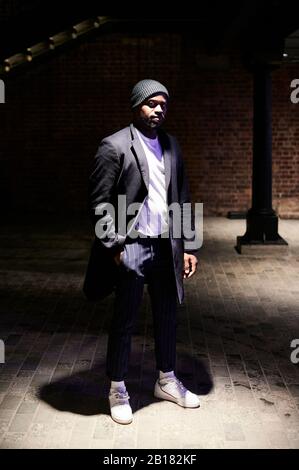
[152,113,165,119]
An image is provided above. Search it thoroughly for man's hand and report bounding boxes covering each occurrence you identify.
[183,253,198,279]
[114,250,124,266]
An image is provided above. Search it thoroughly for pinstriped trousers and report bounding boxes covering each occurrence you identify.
[106,236,178,381]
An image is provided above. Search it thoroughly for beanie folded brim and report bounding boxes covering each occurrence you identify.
[130,79,169,108]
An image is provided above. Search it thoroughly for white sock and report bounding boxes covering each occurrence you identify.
[110,380,125,390]
[159,370,175,380]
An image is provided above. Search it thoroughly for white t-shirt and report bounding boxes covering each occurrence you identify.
[135,127,169,236]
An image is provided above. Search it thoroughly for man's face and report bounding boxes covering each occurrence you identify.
[137,94,168,129]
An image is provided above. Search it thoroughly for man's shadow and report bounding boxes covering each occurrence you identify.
[38,352,213,416]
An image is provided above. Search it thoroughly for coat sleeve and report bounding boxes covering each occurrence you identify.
[88,138,125,256]
[174,138,200,257]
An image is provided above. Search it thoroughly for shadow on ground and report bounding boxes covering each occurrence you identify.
[38,353,213,416]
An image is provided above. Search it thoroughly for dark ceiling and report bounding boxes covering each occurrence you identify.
[1,1,299,63]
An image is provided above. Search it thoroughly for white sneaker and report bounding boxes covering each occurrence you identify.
[109,387,133,424]
[154,376,200,408]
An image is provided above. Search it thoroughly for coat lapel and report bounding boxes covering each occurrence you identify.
[160,131,172,193]
[129,124,172,194]
[130,124,149,190]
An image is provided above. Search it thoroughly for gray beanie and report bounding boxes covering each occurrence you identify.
[130,79,169,109]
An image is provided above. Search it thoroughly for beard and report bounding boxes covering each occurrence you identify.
[141,115,164,129]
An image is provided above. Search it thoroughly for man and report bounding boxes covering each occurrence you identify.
[83,79,200,424]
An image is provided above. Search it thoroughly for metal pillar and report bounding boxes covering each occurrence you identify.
[236,64,287,253]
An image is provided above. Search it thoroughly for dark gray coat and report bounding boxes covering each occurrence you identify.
[83,124,198,304]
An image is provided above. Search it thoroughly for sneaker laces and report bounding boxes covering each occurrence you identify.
[110,389,130,401]
[160,377,187,394]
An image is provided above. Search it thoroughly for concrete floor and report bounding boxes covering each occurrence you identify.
[0,217,299,449]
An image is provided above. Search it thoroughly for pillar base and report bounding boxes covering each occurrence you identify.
[236,210,288,254]
[236,235,288,255]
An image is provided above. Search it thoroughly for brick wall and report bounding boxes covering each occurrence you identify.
[0,31,298,217]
